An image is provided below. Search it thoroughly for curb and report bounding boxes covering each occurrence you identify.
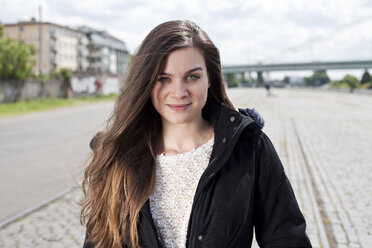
[0,187,72,229]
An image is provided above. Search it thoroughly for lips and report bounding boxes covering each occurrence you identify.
[167,103,191,111]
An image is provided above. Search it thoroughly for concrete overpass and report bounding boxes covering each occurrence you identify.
[222,60,372,74]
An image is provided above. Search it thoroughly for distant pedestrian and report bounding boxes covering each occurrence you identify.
[265,82,271,96]
[94,79,102,94]
[81,20,311,248]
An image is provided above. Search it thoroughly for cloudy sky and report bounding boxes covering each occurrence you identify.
[1,0,372,79]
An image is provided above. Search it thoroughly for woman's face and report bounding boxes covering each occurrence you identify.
[151,47,210,127]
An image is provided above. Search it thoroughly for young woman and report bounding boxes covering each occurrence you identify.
[81,20,312,248]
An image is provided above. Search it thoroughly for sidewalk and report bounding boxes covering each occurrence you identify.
[1,88,371,248]
[0,190,85,248]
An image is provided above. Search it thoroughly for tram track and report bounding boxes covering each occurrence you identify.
[291,119,336,248]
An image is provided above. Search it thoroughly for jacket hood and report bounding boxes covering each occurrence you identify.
[238,107,265,129]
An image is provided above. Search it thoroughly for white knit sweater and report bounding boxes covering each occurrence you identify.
[149,138,214,248]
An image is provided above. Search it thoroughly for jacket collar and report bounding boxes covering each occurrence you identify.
[195,96,256,193]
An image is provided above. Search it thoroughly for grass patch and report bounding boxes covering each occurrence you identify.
[0,94,118,118]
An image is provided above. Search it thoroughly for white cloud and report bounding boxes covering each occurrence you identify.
[1,0,372,70]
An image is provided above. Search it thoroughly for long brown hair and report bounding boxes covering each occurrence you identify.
[80,20,233,248]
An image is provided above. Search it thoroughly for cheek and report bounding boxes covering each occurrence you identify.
[191,83,209,107]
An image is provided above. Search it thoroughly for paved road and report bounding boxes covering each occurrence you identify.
[1,89,371,247]
[0,102,114,222]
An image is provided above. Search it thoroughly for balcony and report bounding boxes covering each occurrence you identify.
[50,32,58,40]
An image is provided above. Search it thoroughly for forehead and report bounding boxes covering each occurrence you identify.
[163,47,206,73]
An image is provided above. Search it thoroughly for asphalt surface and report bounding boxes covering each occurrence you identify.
[1,88,371,248]
[0,101,114,222]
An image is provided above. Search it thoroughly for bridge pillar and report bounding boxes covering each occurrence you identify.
[248,71,253,86]
[257,71,264,86]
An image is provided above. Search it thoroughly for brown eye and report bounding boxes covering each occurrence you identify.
[158,77,170,83]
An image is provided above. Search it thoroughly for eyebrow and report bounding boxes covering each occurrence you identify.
[159,67,203,76]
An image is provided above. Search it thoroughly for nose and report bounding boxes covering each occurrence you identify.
[170,79,188,98]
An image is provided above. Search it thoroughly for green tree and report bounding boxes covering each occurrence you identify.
[225,73,239,88]
[55,68,72,98]
[241,72,248,83]
[283,76,290,85]
[0,24,36,80]
[58,68,72,83]
[305,70,330,87]
[240,72,250,87]
[341,74,360,93]
[361,70,371,85]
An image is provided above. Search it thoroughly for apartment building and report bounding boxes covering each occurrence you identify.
[3,20,129,75]
[78,26,130,75]
[3,20,87,74]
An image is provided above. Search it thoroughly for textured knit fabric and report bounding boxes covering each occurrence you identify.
[149,137,214,248]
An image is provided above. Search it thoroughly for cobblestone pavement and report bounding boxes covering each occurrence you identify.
[234,88,372,248]
[1,88,371,247]
[0,189,85,248]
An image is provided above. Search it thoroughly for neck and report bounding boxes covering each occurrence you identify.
[159,118,214,155]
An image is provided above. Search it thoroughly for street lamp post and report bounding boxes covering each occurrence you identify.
[38,5,42,75]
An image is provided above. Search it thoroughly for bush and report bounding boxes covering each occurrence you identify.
[361,82,372,89]
[56,68,72,98]
[330,81,348,89]
[57,68,72,86]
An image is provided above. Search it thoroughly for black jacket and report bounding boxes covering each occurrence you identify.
[85,97,312,248]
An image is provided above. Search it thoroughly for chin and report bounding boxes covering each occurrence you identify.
[169,119,191,125]
[165,116,194,125]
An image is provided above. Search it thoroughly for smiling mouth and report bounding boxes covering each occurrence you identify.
[167,104,191,111]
